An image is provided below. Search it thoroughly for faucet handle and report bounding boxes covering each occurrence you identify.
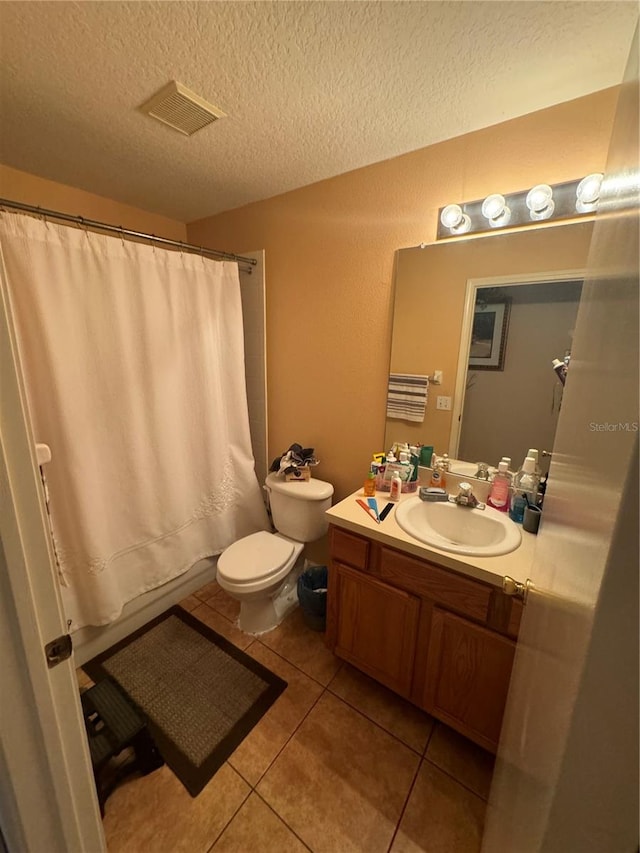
[452,481,485,510]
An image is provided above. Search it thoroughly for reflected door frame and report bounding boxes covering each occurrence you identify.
[449,268,587,459]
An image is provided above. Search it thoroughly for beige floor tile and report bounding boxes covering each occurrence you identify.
[209,586,241,624]
[329,663,435,753]
[191,602,253,650]
[260,607,341,686]
[103,762,249,853]
[212,793,309,852]
[193,579,220,602]
[257,691,420,853]
[390,761,486,853]
[179,593,202,612]
[425,724,495,801]
[228,641,323,786]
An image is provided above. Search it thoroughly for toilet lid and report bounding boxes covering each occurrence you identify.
[218,531,295,584]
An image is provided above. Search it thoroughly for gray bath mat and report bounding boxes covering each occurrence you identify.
[83,605,286,796]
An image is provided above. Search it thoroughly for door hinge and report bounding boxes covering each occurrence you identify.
[44,633,73,668]
[503,576,534,603]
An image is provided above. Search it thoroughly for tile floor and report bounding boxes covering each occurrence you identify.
[80,581,494,853]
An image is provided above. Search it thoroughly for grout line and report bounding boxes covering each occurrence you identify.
[422,754,492,803]
[248,683,327,790]
[204,782,252,853]
[254,790,314,852]
[385,749,423,853]
[323,688,429,758]
[423,718,437,757]
[254,640,338,690]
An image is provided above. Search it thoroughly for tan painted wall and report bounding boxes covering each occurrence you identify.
[0,164,186,241]
[188,89,618,501]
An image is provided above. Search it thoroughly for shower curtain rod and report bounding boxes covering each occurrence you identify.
[0,198,257,273]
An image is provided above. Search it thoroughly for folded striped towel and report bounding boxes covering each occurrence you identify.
[386,373,429,422]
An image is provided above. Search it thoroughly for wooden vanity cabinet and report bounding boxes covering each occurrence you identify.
[326,525,522,753]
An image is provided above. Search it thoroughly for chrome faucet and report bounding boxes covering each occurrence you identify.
[452,482,485,509]
[474,462,490,480]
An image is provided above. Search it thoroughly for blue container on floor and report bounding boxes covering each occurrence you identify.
[297,565,328,631]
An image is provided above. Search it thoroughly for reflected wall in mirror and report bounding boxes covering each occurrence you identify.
[386,220,594,476]
[458,278,582,475]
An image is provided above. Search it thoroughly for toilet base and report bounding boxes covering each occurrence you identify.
[237,566,302,635]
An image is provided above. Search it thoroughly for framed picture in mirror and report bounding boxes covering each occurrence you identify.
[469,298,510,370]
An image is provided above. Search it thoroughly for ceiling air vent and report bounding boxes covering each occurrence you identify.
[140,81,226,136]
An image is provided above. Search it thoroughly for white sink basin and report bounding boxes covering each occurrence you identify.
[395,497,522,557]
[448,460,478,478]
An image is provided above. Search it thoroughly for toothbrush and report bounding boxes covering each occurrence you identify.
[366,497,380,522]
[356,499,379,524]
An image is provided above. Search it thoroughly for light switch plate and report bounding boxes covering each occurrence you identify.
[436,396,452,410]
[433,370,443,385]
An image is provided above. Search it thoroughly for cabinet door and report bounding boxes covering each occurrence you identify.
[334,563,420,698]
[424,607,516,753]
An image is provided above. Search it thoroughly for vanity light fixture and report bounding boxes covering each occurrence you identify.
[575,173,603,213]
[440,204,471,234]
[481,194,511,228]
[436,174,602,240]
[526,184,555,220]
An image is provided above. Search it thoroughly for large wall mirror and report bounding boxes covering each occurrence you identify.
[386,220,594,478]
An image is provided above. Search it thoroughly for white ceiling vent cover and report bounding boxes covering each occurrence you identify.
[140,81,226,136]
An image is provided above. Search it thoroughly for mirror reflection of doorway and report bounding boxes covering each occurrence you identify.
[458,279,583,471]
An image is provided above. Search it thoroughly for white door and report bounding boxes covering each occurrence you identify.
[482,32,639,853]
[0,257,105,851]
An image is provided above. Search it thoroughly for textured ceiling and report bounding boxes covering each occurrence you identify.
[0,1,636,223]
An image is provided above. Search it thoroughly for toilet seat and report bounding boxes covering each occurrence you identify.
[217,531,295,586]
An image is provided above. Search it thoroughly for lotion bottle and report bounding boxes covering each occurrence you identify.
[389,472,402,502]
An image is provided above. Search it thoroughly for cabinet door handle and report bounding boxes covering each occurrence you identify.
[502,576,533,603]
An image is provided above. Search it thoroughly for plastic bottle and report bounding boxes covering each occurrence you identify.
[363,470,376,497]
[509,457,540,523]
[429,459,447,490]
[389,472,402,502]
[527,449,542,479]
[487,461,511,512]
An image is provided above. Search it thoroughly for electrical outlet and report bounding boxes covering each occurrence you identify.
[436,395,452,411]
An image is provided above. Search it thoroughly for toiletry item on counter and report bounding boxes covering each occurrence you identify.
[419,445,434,467]
[363,470,376,497]
[356,499,379,524]
[487,460,511,512]
[367,497,380,521]
[419,486,449,502]
[379,502,394,522]
[509,456,540,523]
[526,448,542,478]
[389,472,402,502]
[552,358,568,385]
[429,458,447,490]
[523,505,542,534]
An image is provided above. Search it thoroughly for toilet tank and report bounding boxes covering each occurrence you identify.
[265,473,334,542]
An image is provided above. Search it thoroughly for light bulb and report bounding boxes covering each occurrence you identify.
[481,194,511,227]
[450,214,471,235]
[440,204,464,229]
[576,173,603,212]
[526,184,554,220]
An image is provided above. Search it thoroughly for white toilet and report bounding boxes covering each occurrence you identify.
[216,472,334,635]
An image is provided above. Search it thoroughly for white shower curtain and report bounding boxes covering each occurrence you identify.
[0,212,269,628]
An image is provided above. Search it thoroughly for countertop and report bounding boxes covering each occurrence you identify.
[326,488,537,588]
